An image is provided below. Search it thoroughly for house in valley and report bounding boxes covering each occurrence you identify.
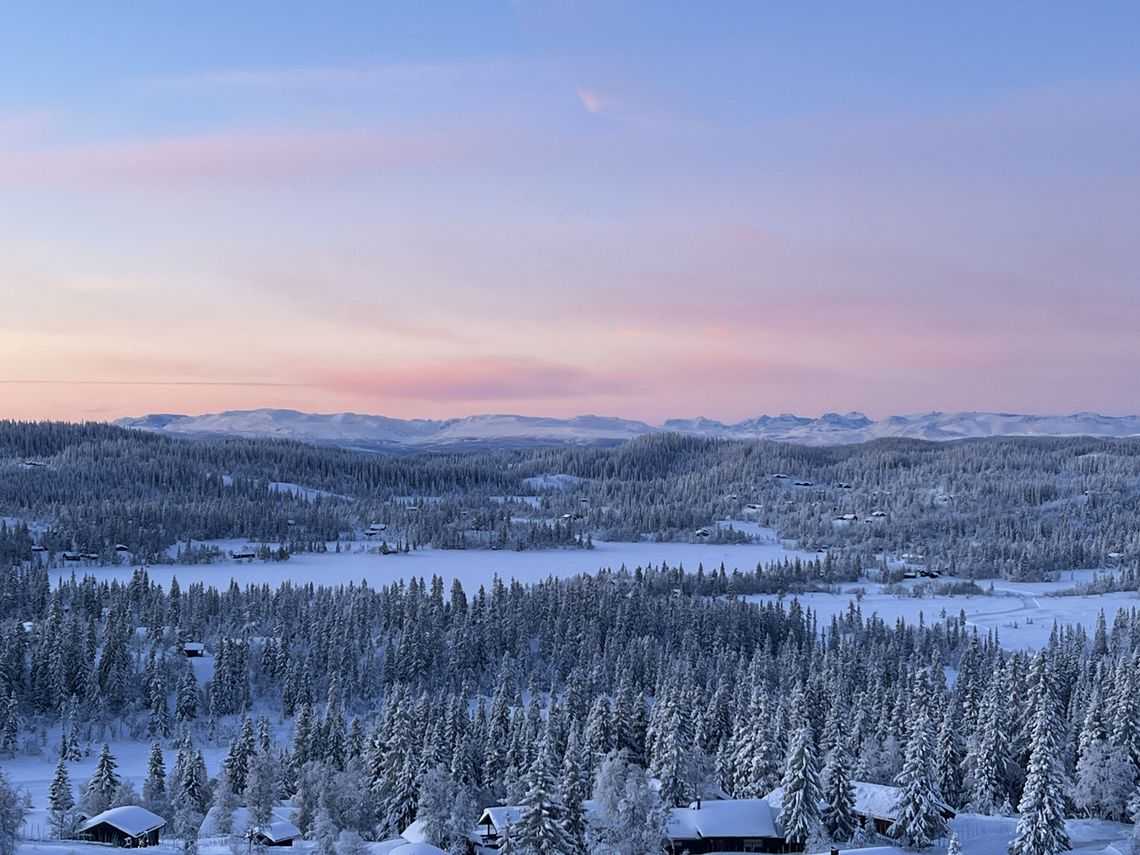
[77,806,166,846]
[472,797,796,854]
[665,798,798,854]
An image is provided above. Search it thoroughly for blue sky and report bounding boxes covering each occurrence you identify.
[3,2,1138,421]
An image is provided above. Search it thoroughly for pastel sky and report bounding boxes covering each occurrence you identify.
[3,2,1139,423]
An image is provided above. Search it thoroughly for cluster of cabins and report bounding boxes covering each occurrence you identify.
[471,781,954,854]
[72,804,305,849]
[67,782,951,854]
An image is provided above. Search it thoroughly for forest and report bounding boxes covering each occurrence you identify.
[2,421,1140,580]
[0,561,1138,853]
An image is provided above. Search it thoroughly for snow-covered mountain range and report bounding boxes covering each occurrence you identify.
[114,409,1140,450]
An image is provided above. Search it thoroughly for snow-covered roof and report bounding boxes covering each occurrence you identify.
[476,805,523,833]
[399,819,428,844]
[199,805,300,842]
[390,845,446,855]
[79,806,166,836]
[666,799,780,841]
[258,819,302,844]
[766,781,914,823]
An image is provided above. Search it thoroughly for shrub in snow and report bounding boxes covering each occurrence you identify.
[335,830,367,855]
[1073,739,1135,821]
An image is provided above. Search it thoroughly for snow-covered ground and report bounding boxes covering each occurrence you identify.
[268,482,350,502]
[747,572,1139,650]
[52,536,818,592]
[10,737,230,842]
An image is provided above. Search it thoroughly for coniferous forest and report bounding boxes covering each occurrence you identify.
[1,422,1139,855]
[3,421,1140,579]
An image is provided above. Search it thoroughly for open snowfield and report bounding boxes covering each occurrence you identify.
[747,571,1140,650]
[53,533,817,591]
[9,737,230,841]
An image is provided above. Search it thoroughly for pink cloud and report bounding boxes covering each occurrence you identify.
[315,356,635,402]
[576,88,613,114]
[0,129,473,187]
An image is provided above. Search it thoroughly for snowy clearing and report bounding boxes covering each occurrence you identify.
[53,537,818,592]
[747,579,1139,650]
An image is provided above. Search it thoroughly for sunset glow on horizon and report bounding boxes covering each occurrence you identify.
[3,2,1139,423]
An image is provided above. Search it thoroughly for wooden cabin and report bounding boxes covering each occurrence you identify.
[77,806,166,847]
[666,798,800,853]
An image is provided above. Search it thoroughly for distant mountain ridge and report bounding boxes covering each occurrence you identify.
[114,408,1140,450]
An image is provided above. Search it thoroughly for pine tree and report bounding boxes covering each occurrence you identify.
[176,670,199,722]
[84,743,120,815]
[935,703,965,809]
[891,708,946,850]
[821,739,856,842]
[1009,658,1070,855]
[314,806,339,855]
[143,742,167,815]
[514,727,577,855]
[1,692,18,758]
[969,675,1011,814]
[48,757,75,839]
[224,718,255,794]
[559,726,590,855]
[210,769,239,836]
[779,724,822,846]
[246,751,278,826]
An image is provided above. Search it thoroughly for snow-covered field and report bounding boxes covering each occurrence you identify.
[747,571,1139,650]
[53,532,817,591]
[10,738,230,842]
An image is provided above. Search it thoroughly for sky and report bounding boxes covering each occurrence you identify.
[2,1,1138,423]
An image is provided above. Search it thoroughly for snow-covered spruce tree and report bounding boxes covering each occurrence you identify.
[210,768,239,836]
[48,757,75,839]
[246,751,278,826]
[143,741,168,816]
[779,722,822,846]
[558,725,590,854]
[314,806,339,855]
[514,726,577,855]
[821,738,856,842]
[416,766,457,849]
[0,770,26,855]
[1009,659,1070,855]
[83,743,120,815]
[890,707,947,850]
[224,717,255,794]
[179,747,211,816]
[968,675,1012,814]
[176,670,199,722]
[935,702,965,809]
